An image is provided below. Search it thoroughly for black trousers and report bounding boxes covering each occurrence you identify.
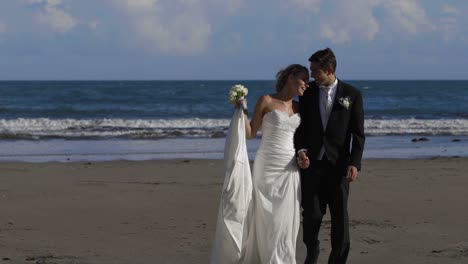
[301,156,350,264]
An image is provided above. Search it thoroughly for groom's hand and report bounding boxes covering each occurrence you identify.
[346,166,358,182]
[297,151,310,169]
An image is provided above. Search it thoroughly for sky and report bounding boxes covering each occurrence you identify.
[0,0,467,80]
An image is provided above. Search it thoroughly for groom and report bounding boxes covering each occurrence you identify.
[294,48,365,264]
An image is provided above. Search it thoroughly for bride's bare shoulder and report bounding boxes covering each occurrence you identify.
[254,94,274,114]
[256,94,274,104]
[261,93,274,100]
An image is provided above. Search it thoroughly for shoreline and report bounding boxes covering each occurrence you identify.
[0,135,467,163]
[0,155,467,164]
[0,158,467,263]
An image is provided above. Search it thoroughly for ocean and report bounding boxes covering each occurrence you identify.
[0,80,467,162]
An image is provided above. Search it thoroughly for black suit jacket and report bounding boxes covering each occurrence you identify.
[294,79,365,170]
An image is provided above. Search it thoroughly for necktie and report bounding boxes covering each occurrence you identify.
[321,86,332,112]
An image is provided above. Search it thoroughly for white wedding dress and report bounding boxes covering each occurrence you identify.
[243,109,301,264]
[211,109,301,264]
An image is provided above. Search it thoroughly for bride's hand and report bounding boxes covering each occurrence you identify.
[236,99,247,109]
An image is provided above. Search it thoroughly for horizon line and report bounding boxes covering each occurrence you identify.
[1,79,467,82]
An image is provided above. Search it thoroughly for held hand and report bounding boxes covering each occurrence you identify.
[236,99,248,115]
[236,99,247,109]
[297,151,310,169]
[346,165,358,182]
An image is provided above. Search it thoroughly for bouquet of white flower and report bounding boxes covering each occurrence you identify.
[229,84,248,113]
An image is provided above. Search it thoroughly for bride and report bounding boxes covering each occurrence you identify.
[212,64,309,264]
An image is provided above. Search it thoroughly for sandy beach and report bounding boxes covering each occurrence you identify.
[0,158,467,264]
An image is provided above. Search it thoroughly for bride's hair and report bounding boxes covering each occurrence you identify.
[275,64,309,92]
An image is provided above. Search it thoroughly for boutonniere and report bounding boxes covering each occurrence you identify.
[338,96,352,109]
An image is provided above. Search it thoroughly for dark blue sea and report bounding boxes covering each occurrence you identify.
[0,80,467,161]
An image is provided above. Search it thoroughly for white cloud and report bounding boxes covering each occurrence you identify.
[37,6,78,33]
[28,0,78,33]
[135,12,211,54]
[319,0,380,44]
[122,0,160,12]
[318,0,437,44]
[438,4,461,42]
[288,0,321,12]
[110,0,214,54]
[321,24,350,44]
[382,0,434,35]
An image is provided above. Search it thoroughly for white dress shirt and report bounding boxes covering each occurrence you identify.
[317,78,338,159]
[297,78,338,160]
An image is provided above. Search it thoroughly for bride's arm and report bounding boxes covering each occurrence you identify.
[244,95,268,139]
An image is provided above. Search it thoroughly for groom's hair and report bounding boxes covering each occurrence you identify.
[308,48,337,73]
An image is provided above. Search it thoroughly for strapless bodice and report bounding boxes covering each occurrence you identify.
[257,110,300,158]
